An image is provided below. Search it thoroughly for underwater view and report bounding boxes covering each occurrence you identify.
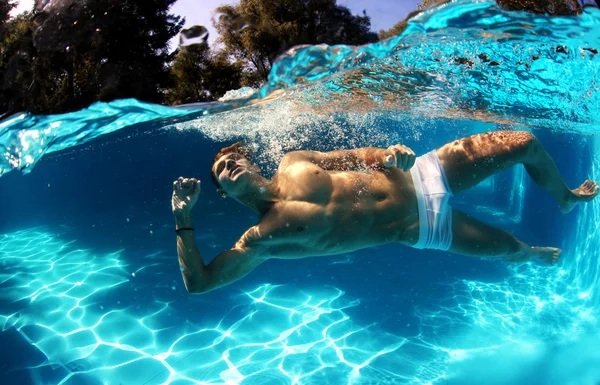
[1,0,600,384]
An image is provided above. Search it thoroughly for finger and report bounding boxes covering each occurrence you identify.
[192,181,201,196]
[394,146,405,163]
[401,151,409,171]
[405,150,415,170]
[395,149,403,169]
[384,154,395,168]
[173,180,179,191]
[393,147,403,168]
[405,150,415,171]
[392,147,402,166]
[191,179,200,192]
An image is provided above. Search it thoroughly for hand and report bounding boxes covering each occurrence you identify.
[172,177,200,220]
[383,144,416,172]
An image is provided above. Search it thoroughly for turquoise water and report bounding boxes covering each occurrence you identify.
[1,1,599,384]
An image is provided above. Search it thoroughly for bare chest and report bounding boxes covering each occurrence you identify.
[258,168,418,258]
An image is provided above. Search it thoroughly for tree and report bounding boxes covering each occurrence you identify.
[0,0,184,115]
[0,12,36,117]
[0,0,16,32]
[85,0,185,103]
[418,0,451,10]
[167,42,243,105]
[379,20,408,40]
[213,0,378,85]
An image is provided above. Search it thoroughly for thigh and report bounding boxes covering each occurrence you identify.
[449,209,521,258]
[436,131,532,193]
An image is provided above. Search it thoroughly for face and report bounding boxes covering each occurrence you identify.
[211,153,257,197]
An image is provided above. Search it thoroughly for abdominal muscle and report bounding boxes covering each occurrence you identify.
[261,167,420,259]
[324,169,420,251]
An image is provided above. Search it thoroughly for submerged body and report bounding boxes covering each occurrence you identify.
[252,155,420,257]
[172,131,598,294]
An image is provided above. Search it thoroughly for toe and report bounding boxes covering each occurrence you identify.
[553,250,562,263]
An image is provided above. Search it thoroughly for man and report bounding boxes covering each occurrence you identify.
[172,131,598,294]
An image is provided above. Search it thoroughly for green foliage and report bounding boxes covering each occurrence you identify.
[418,0,451,10]
[0,0,585,115]
[213,0,379,84]
[0,12,35,117]
[378,20,408,40]
[0,0,184,115]
[0,0,16,30]
[1,0,386,113]
[167,42,243,104]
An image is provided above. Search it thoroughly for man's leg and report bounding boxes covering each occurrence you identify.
[436,131,598,213]
[450,209,561,264]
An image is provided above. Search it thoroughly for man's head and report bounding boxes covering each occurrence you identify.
[210,142,259,199]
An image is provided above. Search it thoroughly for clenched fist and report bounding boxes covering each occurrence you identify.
[172,177,200,220]
[383,144,416,172]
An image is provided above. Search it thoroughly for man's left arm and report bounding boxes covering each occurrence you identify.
[288,144,416,172]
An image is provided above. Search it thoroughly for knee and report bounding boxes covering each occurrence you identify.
[513,130,536,145]
[513,131,540,159]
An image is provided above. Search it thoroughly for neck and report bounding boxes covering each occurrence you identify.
[236,176,279,217]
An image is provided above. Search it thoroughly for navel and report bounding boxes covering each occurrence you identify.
[297,226,304,232]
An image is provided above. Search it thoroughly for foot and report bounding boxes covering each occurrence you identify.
[507,246,562,265]
[559,180,599,213]
[530,246,562,265]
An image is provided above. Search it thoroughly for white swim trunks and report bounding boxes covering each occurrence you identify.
[409,150,453,251]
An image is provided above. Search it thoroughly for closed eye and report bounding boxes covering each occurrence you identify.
[216,162,226,176]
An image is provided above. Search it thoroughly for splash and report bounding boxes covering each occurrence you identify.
[0,99,193,176]
[2,1,600,177]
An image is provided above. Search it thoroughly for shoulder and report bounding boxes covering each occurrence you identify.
[279,150,321,168]
[277,152,327,180]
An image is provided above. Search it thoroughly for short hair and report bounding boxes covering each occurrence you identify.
[210,142,252,190]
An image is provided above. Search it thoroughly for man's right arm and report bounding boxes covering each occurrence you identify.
[176,221,265,294]
[172,177,265,294]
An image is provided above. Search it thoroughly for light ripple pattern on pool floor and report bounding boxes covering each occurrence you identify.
[0,228,454,385]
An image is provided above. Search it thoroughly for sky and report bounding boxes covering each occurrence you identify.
[12,0,422,49]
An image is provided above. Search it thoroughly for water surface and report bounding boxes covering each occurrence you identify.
[1,1,599,384]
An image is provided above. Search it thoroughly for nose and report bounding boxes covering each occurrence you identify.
[226,159,236,170]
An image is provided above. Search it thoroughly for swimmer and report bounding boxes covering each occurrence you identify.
[172,131,598,293]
